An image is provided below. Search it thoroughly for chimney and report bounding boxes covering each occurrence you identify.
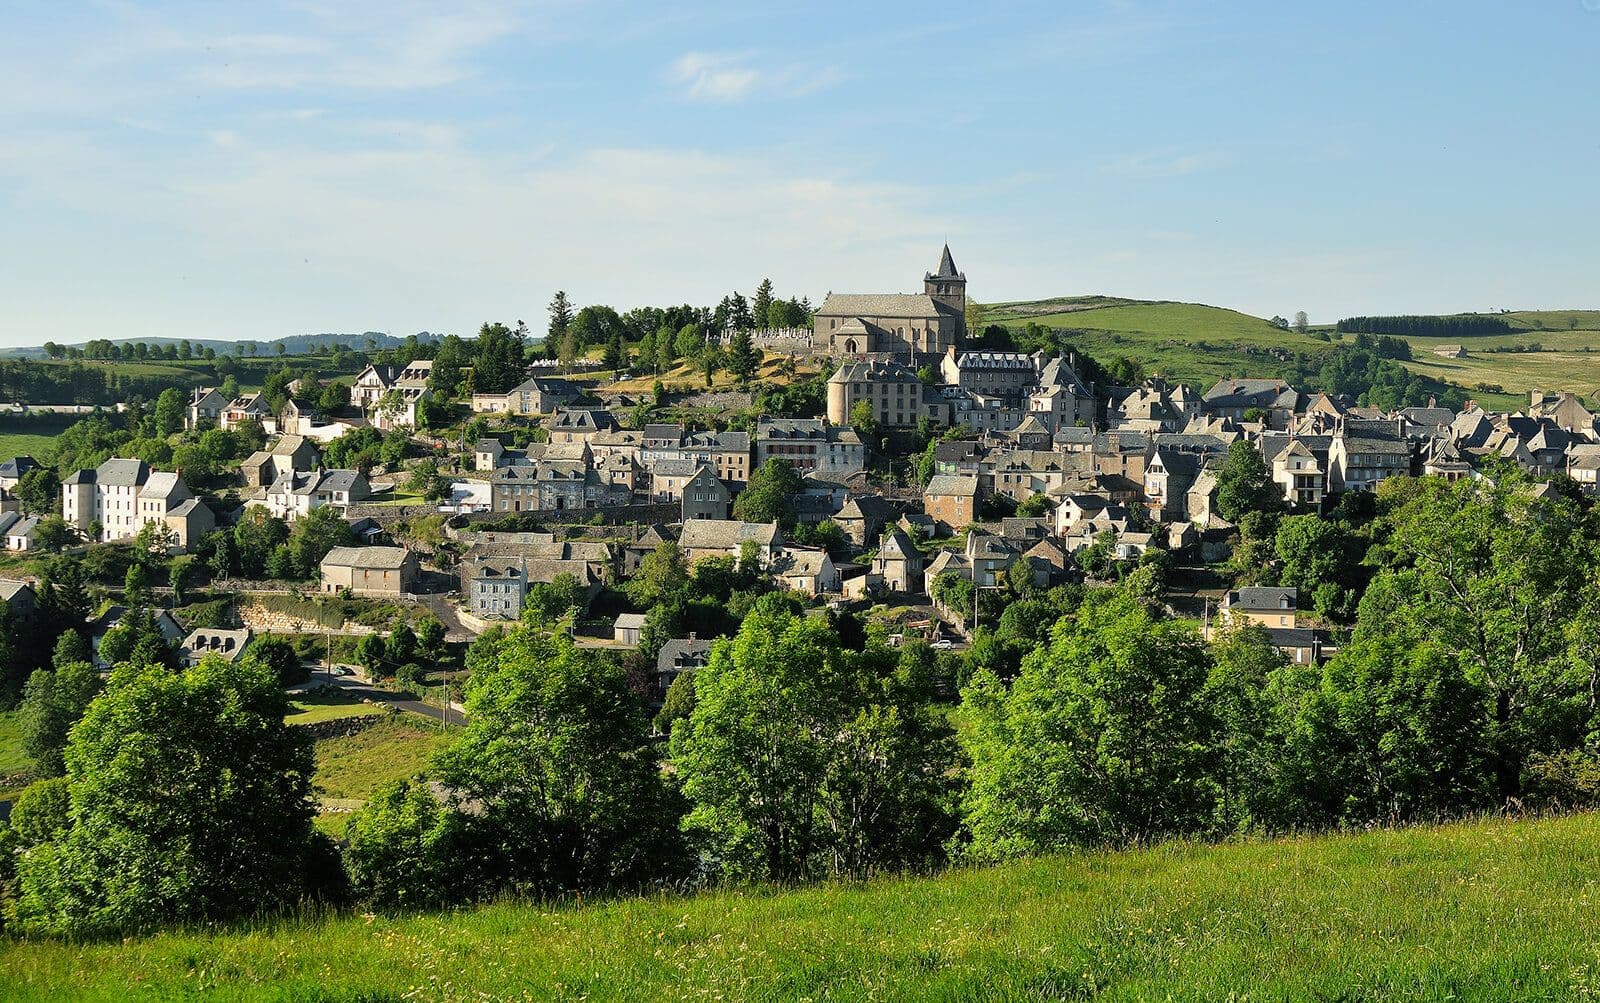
[687,631,697,641]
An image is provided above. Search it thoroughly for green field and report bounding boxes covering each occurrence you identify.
[986,297,1600,400]
[5,813,1600,999]
[986,297,1330,387]
[0,433,57,459]
[0,709,36,798]
[284,689,389,726]
[310,714,452,834]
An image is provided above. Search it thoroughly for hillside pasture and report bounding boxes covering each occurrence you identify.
[6,813,1600,999]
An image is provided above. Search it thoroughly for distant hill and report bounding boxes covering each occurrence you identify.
[0,331,443,360]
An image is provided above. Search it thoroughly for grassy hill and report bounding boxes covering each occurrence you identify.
[6,813,1600,1000]
[987,297,1600,401]
[985,297,1329,387]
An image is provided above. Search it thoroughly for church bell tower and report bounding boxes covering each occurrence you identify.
[924,243,967,330]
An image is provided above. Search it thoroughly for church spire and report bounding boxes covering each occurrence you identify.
[934,242,960,279]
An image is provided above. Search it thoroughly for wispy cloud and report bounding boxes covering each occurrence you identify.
[667,50,840,103]
[669,51,761,102]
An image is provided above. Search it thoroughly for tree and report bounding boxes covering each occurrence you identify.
[959,593,1219,859]
[406,458,449,503]
[1361,476,1596,803]
[524,572,587,623]
[1016,493,1054,518]
[15,467,60,516]
[848,399,880,441]
[1215,440,1283,524]
[727,328,759,384]
[1293,311,1310,334]
[626,541,690,609]
[19,661,103,777]
[153,388,186,436]
[752,278,774,329]
[286,504,357,579]
[248,636,307,686]
[674,323,703,359]
[671,600,958,881]
[548,292,574,344]
[12,658,329,935]
[472,321,528,395]
[344,779,464,910]
[33,516,73,551]
[732,458,803,529]
[432,624,686,897]
[317,381,351,413]
[654,669,697,735]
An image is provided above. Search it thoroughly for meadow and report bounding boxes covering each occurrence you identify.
[987,298,1600,401]
[5,812,1600,1000]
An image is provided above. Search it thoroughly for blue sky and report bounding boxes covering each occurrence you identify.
[1,1,1596,346]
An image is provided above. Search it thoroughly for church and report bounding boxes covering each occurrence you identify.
[811,245,967,362]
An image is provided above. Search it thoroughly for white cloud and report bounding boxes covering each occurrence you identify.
[669,51,761,102]
[667,51,839,103]
[0,127,956,341]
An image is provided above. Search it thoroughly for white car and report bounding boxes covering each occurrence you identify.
[931,639,954,650]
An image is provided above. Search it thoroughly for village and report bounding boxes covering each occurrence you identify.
[0,246,1590,719]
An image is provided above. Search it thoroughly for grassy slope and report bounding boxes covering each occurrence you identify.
[989,298,1600,399]
[310,715,451,834]
[986,298,1329,387]
[6,813,1600,1000]
[284,690,389,726]
[0,709,36,798]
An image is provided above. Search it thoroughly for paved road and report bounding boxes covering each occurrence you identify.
[299,667,467,726]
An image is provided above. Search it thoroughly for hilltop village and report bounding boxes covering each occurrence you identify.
[4,246,1600,933]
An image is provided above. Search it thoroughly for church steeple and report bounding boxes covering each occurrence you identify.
[924,243,968,331]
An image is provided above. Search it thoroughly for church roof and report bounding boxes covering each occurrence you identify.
[816,293,952,320]
[930,243,963,280]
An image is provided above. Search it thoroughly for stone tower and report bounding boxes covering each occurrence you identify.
[924,243,967,332]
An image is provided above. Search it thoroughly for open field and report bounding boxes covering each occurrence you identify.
[987,297,1600,399]
[310,716,452,803]
[284,689,390,726]
[986,298,1330,387]
[6,812,1600,999]
[0,433,56,460]
[0,709,36,799]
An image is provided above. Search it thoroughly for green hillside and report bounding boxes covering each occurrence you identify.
[7,813,1600,1000]
[985,297,1329,386]
[986,297,1600,399]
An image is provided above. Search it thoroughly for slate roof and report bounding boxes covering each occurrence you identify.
[930,243,963,280]
[1227,586,1298,610]
[817,293,949,319]
[0,456,38,480]
[925,474,980,497]
[322,546,411,570]
[656,637,714,674]
[679,519,781,551]
[97,457,148,487]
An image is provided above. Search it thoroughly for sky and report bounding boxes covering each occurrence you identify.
[1,0,1597,347]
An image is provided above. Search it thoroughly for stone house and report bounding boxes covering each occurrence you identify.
[319,546,419,597]
[923,474,980,532]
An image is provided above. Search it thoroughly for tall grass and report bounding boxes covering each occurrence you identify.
[5,813,1600,1000]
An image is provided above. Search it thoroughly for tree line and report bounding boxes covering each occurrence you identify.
[1335,315,1514,338]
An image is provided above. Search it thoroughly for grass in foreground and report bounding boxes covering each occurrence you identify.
[6,813,1600,1000]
